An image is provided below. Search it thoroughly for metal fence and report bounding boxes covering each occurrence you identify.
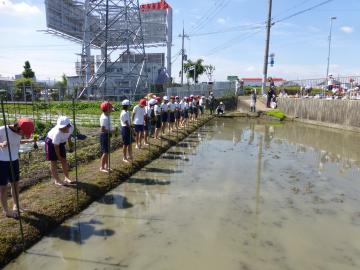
[167,81,236,97]
[282,76,360,89]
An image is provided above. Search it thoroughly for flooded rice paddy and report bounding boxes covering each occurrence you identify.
[5,118,360,270]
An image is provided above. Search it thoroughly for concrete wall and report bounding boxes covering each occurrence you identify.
[277,98,360,128]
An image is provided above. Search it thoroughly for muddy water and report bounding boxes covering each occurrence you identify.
[5,118,360,270]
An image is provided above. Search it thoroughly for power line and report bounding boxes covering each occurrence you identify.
[189,1,226,33]
[205,28,263,57]
[189,0,231,35]
[188,21,265,37]
[272,0,315,20]
[273,0,335,25]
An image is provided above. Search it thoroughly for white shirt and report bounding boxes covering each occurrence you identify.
[175,102,181,110]
[180,101,186,110]
[145,106,152,117]
[168,102,176,112]
[47,125,74,145]
[154,104,161,115]
[100,113,111,131]
[328,78,334,86]
[132,105,145,125]
[120,110,130,127]
[0,126,22,161]
[160,103,168,112]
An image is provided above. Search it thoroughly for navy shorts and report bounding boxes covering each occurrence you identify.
[175,111,181,120]
[162,112,168,123]
[134,124,144,133]
[184,110,189,119]
[194,107,199,115]
[45,137,66,161]
[144,121,151,132]
[0,160,20,186]
[189,107,193,114]
[169,112,175,123]
[156,117,162,128]
[100,132,110,154]
[121,126,131,145]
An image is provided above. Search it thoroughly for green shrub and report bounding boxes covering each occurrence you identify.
[266,109,286,120]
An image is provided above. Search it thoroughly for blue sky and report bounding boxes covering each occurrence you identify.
[0,0,359,82]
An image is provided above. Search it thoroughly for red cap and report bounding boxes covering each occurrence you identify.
[139,99,147,107]
[17,118,34,138]
[170,96,175,99]
[156,96,161,102]
[100,101,113,111]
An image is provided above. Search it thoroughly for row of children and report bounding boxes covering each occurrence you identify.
[0,94,209,218]
[105,94,207,166]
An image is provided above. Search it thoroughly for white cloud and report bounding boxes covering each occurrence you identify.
[340,26,354,34]
[246,66,255,72]
[217,18,226,25]
[0,0,41,16]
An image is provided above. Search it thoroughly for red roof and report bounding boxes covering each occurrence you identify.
[241,78,284,81]
[140,0,171,12]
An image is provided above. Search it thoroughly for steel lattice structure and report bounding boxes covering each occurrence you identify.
[44,0,172,99]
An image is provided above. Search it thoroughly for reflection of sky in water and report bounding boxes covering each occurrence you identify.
[19,141,44,153]
[5,118,360,270]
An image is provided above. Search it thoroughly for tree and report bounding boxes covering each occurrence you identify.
[184,59,206,83]
[22,61,35,79]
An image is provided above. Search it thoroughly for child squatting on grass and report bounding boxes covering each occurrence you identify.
[120,99,133,163]
[45,116,75,186]
[0,118,35,219]
[99,101,115,173]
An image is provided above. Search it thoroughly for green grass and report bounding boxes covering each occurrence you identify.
[266,109,286,120]
[0,115,214,268]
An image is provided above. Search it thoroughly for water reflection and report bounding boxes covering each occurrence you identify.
[5,118,360,270]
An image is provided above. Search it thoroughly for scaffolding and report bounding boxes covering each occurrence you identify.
[44,0,172,99]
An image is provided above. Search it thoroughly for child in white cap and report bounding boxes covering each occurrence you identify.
[120,99,133,162]
[45,116,75,186]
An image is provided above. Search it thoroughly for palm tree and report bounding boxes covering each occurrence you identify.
[184,59,206,83]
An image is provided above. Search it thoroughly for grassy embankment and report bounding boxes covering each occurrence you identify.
[0,114,214,268]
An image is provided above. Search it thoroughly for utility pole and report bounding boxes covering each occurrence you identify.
[179,23,189,85]
[261,0,273,96]
[326,17,337,79]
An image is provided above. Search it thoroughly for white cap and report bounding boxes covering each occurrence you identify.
[149,98,157,105]
[190,94,194,98]
[163,96,169,101]
[56,116,71,129]
[122,99,131,106]
[220,101,223,104]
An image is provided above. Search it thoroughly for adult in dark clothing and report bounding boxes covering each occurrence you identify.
[267,77,276,108]
[208,92,215,115]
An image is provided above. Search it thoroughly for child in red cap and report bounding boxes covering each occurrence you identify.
[132,99,146,149]
[99,101,114,172]
[0,118,34,218]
